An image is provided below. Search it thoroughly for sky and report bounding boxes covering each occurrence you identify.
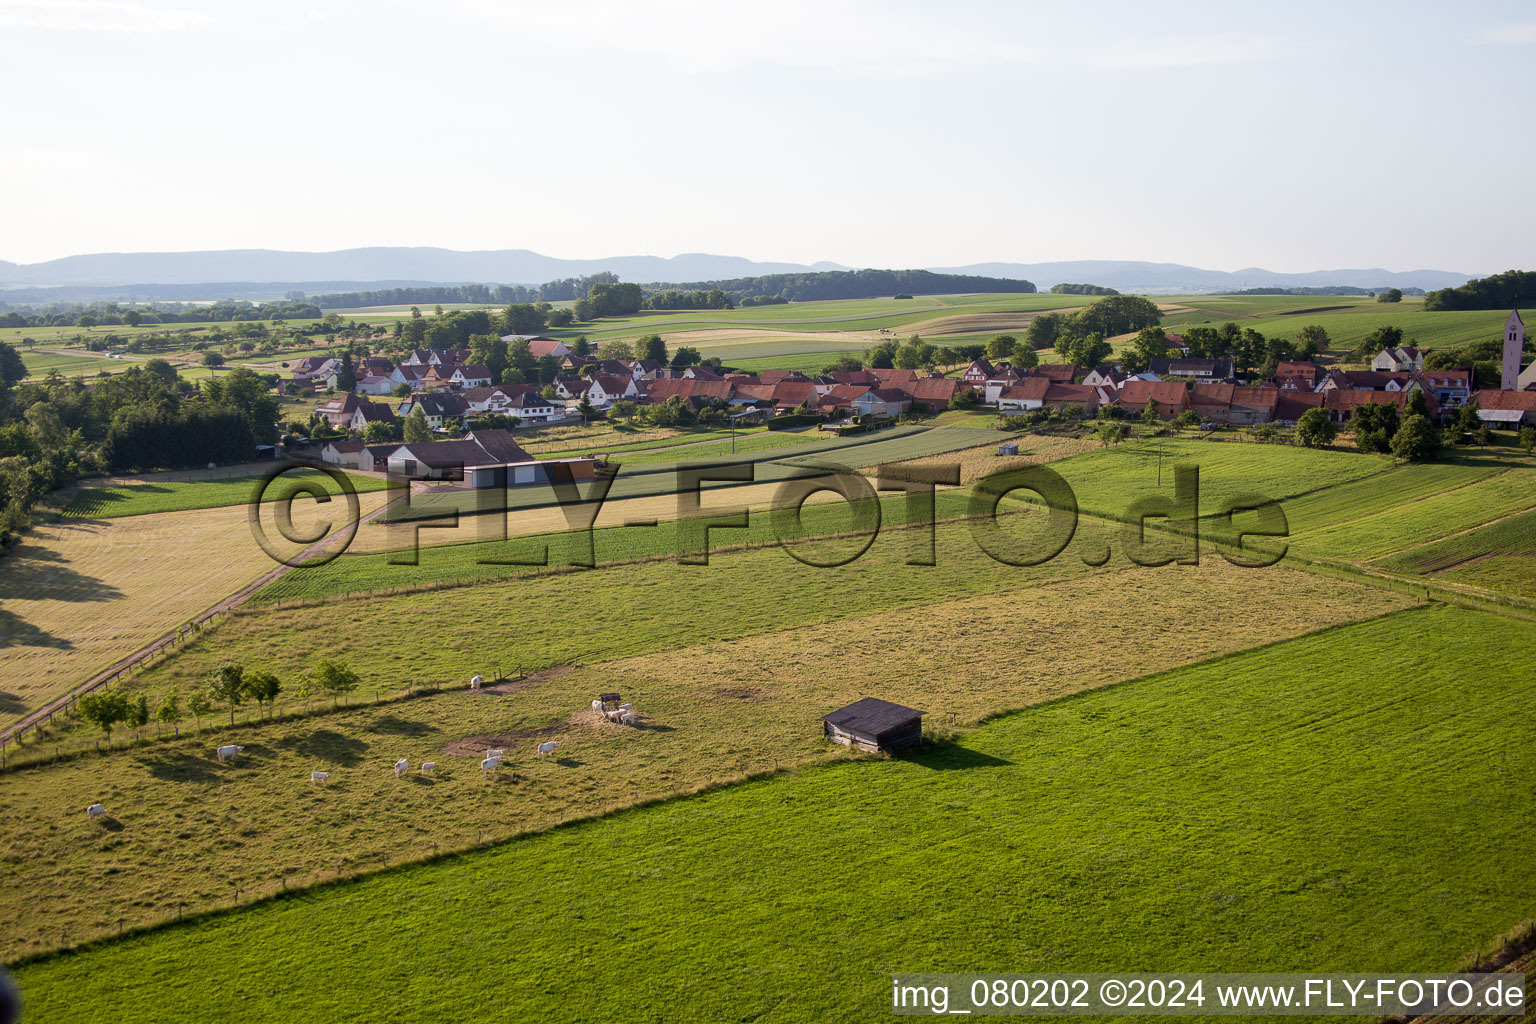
[0,0,1533,273]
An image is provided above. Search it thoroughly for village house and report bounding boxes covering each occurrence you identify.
[1116,380,1191,419]
[851,388,912,419]
[1317,369,1417,393]
[995,378,1051,414]
[1275,361,1325,390]
[1033,364,1078,383]
[1273,391,1326,425]
[1040,382,1100,415]
[1418,368,1472,407]
[1322,388,1436,424]
[388,363,433,392]
[387,429,597,488]
[354,374,396,396]
[1190,382,1236,424]
[399,392,468,429]
[320,438,364,468]
[584,374,641,408]
[449,364,494,389]
[962,358,997,384]
[898,376,968,412]
[1148,357,1235,382]
[1228,385,1279,425]
[1081,365,1128,390]
[357,443,401,474]
[1372,346,1427,372]
[1470,389,1536,426]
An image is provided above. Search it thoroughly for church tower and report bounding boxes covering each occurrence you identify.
[1503,309,1525,391]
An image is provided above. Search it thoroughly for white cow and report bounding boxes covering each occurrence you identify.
[469,675,484,690]
[310,771,330,785]
[215,744,244,764]
[394,758,409,778]
[86,803,105,820]
[480,755,502,777]
[536,741,559,760]
[420,762,436,776]
[486,747,505,759]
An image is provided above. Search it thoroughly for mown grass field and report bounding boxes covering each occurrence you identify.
[62,469,389,519]
[13,605,1532,1023]
[0,492,393,732]
[0,558,1408,961]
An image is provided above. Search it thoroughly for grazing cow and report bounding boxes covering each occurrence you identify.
[394,758,409,778]
[310,771,330,785]
[536,741,559,760]
[480,755,502,777]
[469,675,484,690]
[486,747,504,759]
[215,744,244,764]
[420,762,436,776]
[86,803,105,820]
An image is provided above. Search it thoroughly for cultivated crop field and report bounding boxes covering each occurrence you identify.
[0,558,1407,960]
[14,606,1532,1023]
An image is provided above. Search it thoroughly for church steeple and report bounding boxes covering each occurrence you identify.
[1503,309,1526,390]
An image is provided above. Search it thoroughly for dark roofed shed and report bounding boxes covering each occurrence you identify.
[823,698,925,753]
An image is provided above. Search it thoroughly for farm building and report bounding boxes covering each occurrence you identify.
[822,698,925,754]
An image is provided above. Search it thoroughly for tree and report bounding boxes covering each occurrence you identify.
[822,355,862,375]
[211,664,246,724]
[597,340,634,361]
[1025,313,1064,351]
[1404,387,1430,418]
[243,670,282,717]
[201,350,225,369]
[79,691,131,741]
[392,382,412,398]
[186,689,213,728]
[609,399,637,421]
[1475,422,1494,447]
[1296,324,1330,361]
[364,420,397,443]
[1391,413,1441,462]
[1354,325,1403,362]
[403,406,432,444]
[1520,426,1536,453]
[128,694,151,734]
[1377,288,1403,303]
[670,346,702,368]
[1295,407,1337,448]
[986,334,1016,360]
[638,335,667,364]
[335,352,357,392]
[310,659,360,708]
[156,691,183,734]
[1094,420,1127,447]
[1122,325,1171,374]
[1353,403,1400,454]
[1142,398,1161,425]
[949,387,982,411]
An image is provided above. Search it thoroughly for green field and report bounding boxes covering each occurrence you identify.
[15,605,1533,1023]
[62,469,390,519]
[1373,506,1536,597]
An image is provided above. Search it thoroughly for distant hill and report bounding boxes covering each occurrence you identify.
[0,248,1472,297]
[0,248,851,289]
[929,260,1471,294]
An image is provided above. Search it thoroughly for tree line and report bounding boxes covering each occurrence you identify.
[634,268,1036,302]
[0,300,322,329]
[1423,270,1536,311]
[1049,283,1119,295]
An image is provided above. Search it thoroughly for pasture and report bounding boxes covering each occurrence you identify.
[0,559,1408,960]
[62,469,389,519]
[13,605,1534,1023]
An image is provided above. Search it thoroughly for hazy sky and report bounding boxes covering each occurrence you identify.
[1,0,1532,273]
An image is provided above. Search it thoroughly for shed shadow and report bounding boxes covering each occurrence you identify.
[903,741,1014,771]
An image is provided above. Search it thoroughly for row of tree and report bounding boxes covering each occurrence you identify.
[0,300,321,329]
[76,659,363,739]
[1423,269,1535,311]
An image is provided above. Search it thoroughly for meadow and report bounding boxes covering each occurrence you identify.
[1373,506,1536,598]
[13,605,1533,1023]
[0,558,1407,960]
[62,469,389,519]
